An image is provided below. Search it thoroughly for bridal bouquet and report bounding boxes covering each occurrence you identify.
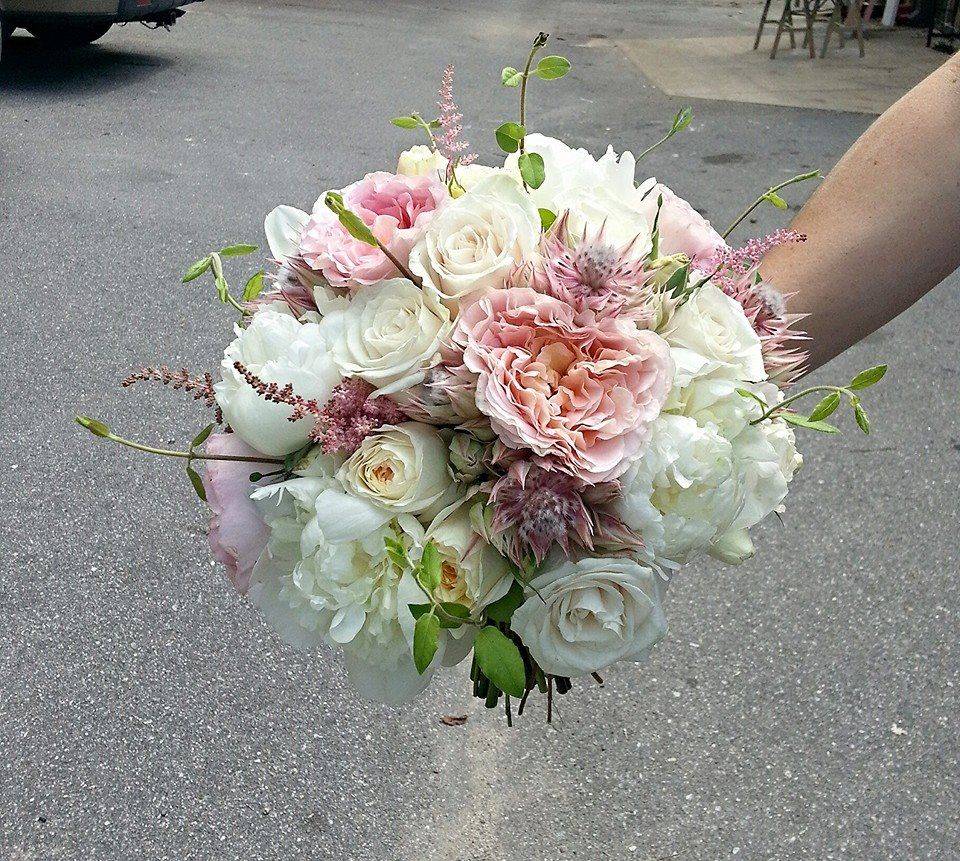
[79,35,885,721]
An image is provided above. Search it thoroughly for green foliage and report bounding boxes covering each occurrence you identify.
[538,208,557,231]
[762,191,788,210]
[186,465,206,501]
[849,365,887,390]
[182,256,211,283]
[391,115,421,129]
[532,55,570,80]
[75,415,111,437]
[501,66,523,87]
[781,413,840,433]
[418,540,442,592]
[495,122,525,154]
[220,243,258,257]
[808,391,841,422]
[474,626,526,698]
[191,423,215,448]
[518,151,545,189]
[663,263,691,297]
[413,612,440,674]
[243,270,265,302]
[324,192,378,247]
[484,579,524,624]
[854,403,871,434]
[384,534,410,573]
[437,602,471,629]
[637,107,694,161]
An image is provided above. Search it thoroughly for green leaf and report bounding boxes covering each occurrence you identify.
[391,116,420,129]
[518,152,545,189]
[532,55,570,80]
[182,256,211,283]
[473,626,526,698]
[495,122,525,154]
[670,106,693,134]
[437,602,471,629]
[418,540,442,593]
[763,191,788,210]
[214,273,230,304]
[325,193,379,247]
[484,579,524,623]
[663,263,690,297]
[808,391,841,422]
[781,413,841,434]
[75,415,111,437]
[849,364,887,390]
[413,612,440,674]
[242,270,265,302]
[408,602,432,620]
[854,403,871,434]
[220,243,258,257]
[427,119,441,130]
[501,66,523,87]
[186,465,206,502]
[736,387,769,409]
[192,423,215,448]
[538,208,557,231]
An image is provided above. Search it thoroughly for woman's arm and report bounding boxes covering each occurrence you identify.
[760,53,960,372]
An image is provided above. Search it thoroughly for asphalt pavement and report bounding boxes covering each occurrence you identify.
[1,1,957,858]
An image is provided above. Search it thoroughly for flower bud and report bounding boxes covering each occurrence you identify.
[448,432,486,482]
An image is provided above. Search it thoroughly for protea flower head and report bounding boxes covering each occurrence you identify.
[488,461,643,567]
[530,212,654,316]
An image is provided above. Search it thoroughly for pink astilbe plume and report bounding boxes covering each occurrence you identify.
[699,229,810,385]
[231,365,405,455]
[525,212,656,318]
[488,461,642,567]
[122,365,223,423]
[436,64,476,179]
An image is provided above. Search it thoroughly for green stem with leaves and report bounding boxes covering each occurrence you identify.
[722,170,822,240]
[518,32,548,158]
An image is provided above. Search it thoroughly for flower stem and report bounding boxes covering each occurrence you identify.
[518,32,548,191]
[722,170,821,240]
[750,384,852,424]
[376,239,424,289]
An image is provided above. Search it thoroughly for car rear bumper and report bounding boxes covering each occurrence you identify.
[1,0,199,25]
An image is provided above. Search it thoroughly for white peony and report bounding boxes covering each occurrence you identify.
[408,173,540,307]
[264,204,310,259]
[318,278,452,396]
[510,556,667,678]
[214,308,341,456]
[661,284,766,383]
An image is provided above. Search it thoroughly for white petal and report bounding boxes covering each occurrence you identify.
[313,488,391,543]
[264,205,310,259]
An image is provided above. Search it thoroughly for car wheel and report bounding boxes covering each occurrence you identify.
[26,21,112,47]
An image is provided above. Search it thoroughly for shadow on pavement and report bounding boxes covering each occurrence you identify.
[0,34,175,98]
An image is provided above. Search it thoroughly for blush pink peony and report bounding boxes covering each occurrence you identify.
[637,183,727,264]
[202,433,274,594]
[446,288,674,484]
[299,171,447,289]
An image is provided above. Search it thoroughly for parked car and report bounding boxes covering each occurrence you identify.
[0,0,200,48]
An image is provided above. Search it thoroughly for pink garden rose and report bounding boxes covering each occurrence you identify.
[299,171,447,289]
[202,433,273,594]
[446,288,674,484]
[637,183,727,263]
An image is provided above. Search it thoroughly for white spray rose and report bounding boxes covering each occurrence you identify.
[661,284,766,382]
[318,278,452,396]
[397,144,448,179]
[408,173,540,307]
[214,308,341,456]
[511,556,667,678]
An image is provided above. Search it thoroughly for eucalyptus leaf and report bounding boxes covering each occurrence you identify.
[533,55,570,80]
[495,122,525,154]
[849,365,887,390]
[808,391,841,422]
[182,256,211,283]
[473,626,525,698]
[518,152,545,189]
[220,243,258,257]
[413,612,440,675]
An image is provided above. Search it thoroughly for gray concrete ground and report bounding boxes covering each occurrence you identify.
[1,1,957,859]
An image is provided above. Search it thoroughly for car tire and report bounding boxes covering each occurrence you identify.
[26,21,112,47]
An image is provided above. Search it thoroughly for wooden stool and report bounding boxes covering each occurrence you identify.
[822,0,866,57]
[758,0,817,58]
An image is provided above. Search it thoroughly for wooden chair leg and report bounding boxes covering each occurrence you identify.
[852,2,866,56]
[821,2,841,57]
[770,0,792,58]
[754,0,774,49]
[788,6,797,47]
[803,0,816,57]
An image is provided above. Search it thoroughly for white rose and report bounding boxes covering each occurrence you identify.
[510,556,667,678]
[307,423,454,543]
[214,308,341,456]
[318,278,452,396]
[397,144,448,180]
[408,173,540,307]
[661,284,766,382]
[423,501,512,614]
[455,163,504,192]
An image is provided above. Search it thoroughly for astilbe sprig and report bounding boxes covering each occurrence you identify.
[122,365,223,423]
[231,363,405,455]
[436,64,476,181]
